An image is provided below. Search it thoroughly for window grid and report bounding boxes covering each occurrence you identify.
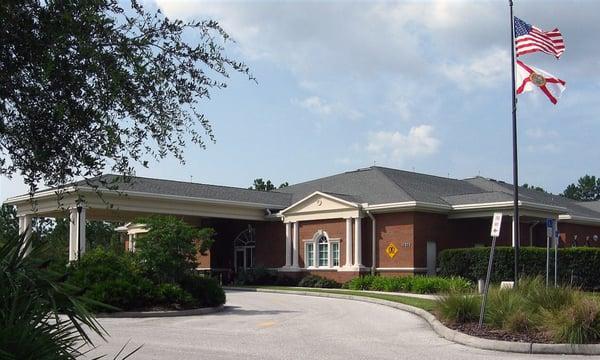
[306,243,314,267]
[331,242,340,267]
[318,236,328,267]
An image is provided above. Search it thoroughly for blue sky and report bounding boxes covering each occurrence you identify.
[2,0,600,200]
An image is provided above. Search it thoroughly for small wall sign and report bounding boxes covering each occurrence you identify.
[385,243,398,258]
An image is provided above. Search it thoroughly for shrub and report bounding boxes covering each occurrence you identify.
[233,266,277,285]
[69,248,154,311]
[435,292,481,324]
[344,275,472,294]
[345,275,376,290]
[439,246,600,290]
[298,275,341,288]
[485,287,529,330]
[135,215,215,283]
[155,283,195,308]
[544,295,600,344]
[179,274,226,307]
[83,277,155,311]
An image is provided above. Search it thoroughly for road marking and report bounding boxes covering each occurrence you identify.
[257,321,276,328]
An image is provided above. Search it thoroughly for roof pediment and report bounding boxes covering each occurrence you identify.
[280,191,360,222]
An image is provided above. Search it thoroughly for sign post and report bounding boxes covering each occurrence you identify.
[479,212,503,328]
[554,222,559,287]
[546,219,554,287]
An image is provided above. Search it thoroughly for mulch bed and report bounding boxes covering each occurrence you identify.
[447,322,553,343]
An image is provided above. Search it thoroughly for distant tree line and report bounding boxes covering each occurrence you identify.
[249,178,289,191]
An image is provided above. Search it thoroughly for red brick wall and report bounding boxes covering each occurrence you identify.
[304,270,361,283]
[255,221,285,268]
[375,212,415,269]
[558,223,600,247]
[413,212,447,268]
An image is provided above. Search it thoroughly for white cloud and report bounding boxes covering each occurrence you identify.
[441,48,509,91]
[292,96,363,120]
[526,128,559,140]
[526,143,560,154]
[366,125,440,162]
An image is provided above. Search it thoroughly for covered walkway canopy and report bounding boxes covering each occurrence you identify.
[5,175,290,261]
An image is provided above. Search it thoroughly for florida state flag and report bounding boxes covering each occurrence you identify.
[516,60,566,104]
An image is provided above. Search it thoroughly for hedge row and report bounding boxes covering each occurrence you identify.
[438,246,600,289]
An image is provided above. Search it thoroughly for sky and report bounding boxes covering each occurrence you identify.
[2,0,600,200]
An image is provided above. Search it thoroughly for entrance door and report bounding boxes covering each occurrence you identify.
[235,248,245,271]
[427,241,437,275]
[233,225,256,272]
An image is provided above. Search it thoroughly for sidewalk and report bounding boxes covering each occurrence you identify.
[225,286,441,301]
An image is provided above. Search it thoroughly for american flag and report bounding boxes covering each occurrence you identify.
[514,17,565,58]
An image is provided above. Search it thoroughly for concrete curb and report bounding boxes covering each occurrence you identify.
[96,304,226,318]
[225,287,600,355]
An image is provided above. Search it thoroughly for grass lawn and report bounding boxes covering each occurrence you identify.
[252,286,437,312]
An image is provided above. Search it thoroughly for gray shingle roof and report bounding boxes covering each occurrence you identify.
[76,174,293,208]
[275,167,412,204]
[67,168,600,220]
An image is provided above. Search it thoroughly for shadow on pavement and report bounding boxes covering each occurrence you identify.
[216,305,299,316]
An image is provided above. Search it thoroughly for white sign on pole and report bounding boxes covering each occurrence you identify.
[490,212,503,237]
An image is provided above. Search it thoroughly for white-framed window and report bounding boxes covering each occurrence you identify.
[331,242,340,267]
[318,236,328,266]
[303,231,340,268]
[306,242,315,267]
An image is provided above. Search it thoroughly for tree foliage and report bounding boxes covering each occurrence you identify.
[0,0,252,192]
[250,178,288,191]
[0,204,18,247]
[562,175,600,201]
[522,183,546,193]
[135,216,215,283]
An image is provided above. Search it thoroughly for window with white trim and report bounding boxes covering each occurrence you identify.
[304,232,340,268]
[318,235,328,266]
[306,242,315,267]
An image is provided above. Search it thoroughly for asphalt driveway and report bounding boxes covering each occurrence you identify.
[86,290,582,359]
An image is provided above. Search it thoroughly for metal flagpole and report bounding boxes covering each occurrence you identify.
[509,0,520,287]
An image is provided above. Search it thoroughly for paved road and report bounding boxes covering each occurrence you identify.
[87,291,582,359]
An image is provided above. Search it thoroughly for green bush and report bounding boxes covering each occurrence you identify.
[68,248,154,311]
[179,274,226,307]
[234,266,276,285]
[439,246,600,289]
[486,287,530,330]
[544,294,600,344]
[155,283,195,308]
[83,277,155,311]
[345,275,472,294]
[135,215,215,283]
[298,275,341,288]
[435,292,481,324]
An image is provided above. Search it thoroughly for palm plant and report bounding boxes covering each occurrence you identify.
[0,231,137,359]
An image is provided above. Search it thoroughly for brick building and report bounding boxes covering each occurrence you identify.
[7,166,600,281]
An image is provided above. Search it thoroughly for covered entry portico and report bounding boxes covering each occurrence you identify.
[5,177,289,267]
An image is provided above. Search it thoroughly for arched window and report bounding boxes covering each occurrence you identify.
[318,235,328,266]
[304,231,340,268]
[234,225,255,271]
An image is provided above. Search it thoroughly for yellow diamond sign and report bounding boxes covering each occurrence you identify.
[386,243,398,258]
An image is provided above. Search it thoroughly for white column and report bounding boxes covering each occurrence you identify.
[18,214,33,256]
[292,222,299,268]
[354,217,363,267]
[512,217,516,248]
[345,218,353,267]
[69,207,86,261]
[284,222,292,267]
